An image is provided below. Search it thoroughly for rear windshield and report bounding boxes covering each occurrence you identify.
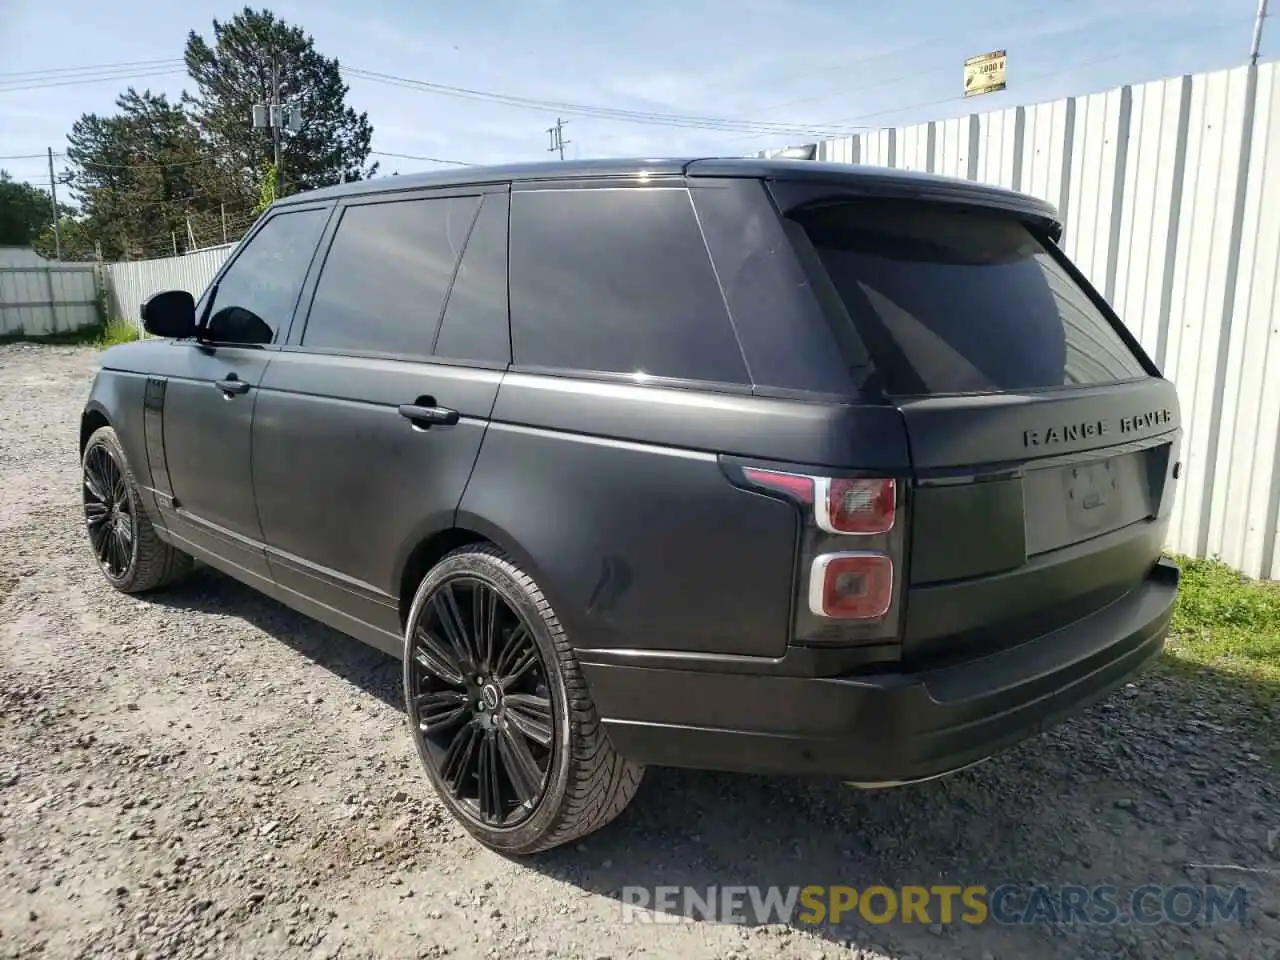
[786,200,1148,397]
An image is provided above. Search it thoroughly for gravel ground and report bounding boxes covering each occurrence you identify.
[0,343,1277,960]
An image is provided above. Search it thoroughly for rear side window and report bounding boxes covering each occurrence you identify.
[788,201,1148,396]
[302,195,481,357]
[508,187,749,384]
[433,193,510,366]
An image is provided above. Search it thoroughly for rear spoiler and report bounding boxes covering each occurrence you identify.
[764,176,1064,244]
[774,144,818,161]
[720,148,1064,243]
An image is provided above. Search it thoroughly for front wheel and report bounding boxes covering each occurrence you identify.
[403,544,643,854]
[81,425,193,593]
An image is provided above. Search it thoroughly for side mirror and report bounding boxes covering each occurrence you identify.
[206,306,274,345]
[141,290,196,339]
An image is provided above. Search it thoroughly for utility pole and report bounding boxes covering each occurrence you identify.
[221,203,228,243]
[46,147,62,261]
[1251,0,1270,65]
[186,216,196,251]
[271,52,283,199]
[546,118,570,160]
[252,53,300,202]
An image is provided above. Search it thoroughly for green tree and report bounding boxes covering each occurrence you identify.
[254,161,277,214]
[32,216,97,262]
[183,7,376,196]
[65,89,243,259]
[0,170,60,248]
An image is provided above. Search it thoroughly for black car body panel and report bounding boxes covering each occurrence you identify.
[251,351,503,641]
[585,558,1177,783]
[82,156,1181,785]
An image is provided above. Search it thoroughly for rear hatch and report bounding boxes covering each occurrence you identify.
[775,185,1181,664]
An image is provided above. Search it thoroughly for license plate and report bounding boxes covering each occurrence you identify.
[1064,458,1122,532]
[1023,452,1154,555]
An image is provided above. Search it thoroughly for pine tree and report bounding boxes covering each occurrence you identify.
[183,7,376,196]
[65,90,238,259]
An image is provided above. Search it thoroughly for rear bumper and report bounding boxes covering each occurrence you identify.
[581,559,1178,784]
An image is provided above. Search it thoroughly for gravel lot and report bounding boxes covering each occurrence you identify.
[0,343,1277,960]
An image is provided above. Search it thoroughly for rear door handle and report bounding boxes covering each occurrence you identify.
[398,400,460,428]
[214,375,251,396]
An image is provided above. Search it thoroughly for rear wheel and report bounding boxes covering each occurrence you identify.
[403,544,643,854]
[82,425,193,593]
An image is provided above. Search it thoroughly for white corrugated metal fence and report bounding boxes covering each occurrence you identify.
[103,243,235,330]
[773,60,1280,578]
[0,261,100,337]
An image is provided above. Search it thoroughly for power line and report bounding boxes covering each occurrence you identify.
[0,68,184,94]
[342,66,860,137]
[4,11,1251,197]
[710,13,1254,149]
[370,150,475,166]
[816,15,1250,129]
[0,58,182,80]
[12,149,467,174]
[704,0,1083,105]
[60,155,223,172]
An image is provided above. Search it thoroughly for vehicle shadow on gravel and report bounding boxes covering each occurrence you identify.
[145,567,1277,959]
[523,662,1278,959]
[146,566,404,710]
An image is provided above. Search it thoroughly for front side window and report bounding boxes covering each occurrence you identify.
[203,208,328,345]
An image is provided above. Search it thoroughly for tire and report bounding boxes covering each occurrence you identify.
[81,425,194,594]
[402,543,644,855]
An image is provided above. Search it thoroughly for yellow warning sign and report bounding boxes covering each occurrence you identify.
[964,50,1007,98]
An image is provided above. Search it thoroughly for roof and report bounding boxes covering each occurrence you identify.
[277,156,1061,231]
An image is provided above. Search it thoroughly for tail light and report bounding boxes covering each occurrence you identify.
[819,478,895,534]
[738,466,906,639]
[742,470,896,535]
[810,552,894,620]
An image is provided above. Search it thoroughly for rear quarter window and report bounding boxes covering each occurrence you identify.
[508,186,749,385]
[787,200,1148,396]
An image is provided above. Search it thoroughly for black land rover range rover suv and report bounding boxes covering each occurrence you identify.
[80,157,1181,854]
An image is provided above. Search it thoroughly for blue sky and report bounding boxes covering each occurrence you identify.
[0,0,1269,191]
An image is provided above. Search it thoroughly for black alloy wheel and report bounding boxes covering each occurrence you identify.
[403,544,645,854]
[80,425,194,594]
[83,439,136,581]
[406,574,555,827]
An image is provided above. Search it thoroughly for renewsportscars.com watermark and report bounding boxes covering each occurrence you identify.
[619,884,1249,927]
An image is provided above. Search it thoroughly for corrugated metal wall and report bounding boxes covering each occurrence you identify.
[0,263,100,337]
[103,243,235,330]
[771,60,1280,577]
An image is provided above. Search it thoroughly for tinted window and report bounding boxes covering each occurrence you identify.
[788,201,1148,396]
[302,195,481,356]
[509,188,748,384]
[203,208,328,345]
[434,193,510,365]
